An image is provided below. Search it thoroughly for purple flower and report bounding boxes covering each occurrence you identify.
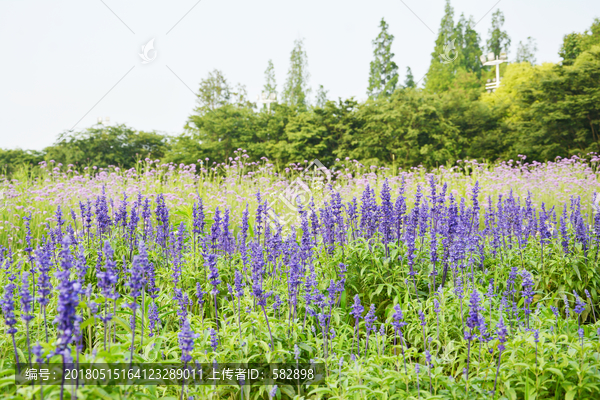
[350,295,364,320]
[269,385,278,398]
[392,304,406,330]
[193,198,205,236]
[32,343,45,364]
[148,302,161,337]
[55,261,82,352]
[1,280,18,335]
[573,291,586,315]
[418,310,426,327]
[365,304,377,333]
[178,318,196,363]
[206,254,220,295]
[520,270,535,327]
[20,271,34,323]
[209,328,219,352]
[196,283,206,306]
[234,270,244,298]
[466,290,481,335]
[127,256,145,305]
[36,243,53,307]
[496,316,508,352]
[564,295,571,319]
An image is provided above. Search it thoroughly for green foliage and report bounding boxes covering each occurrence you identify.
[425,0,457,93]
[193,69,249,116]
[282,38,311,110]
[314,85,328,108]
[560,18,600,65]
[497,46,600,159]
[0,148,44,176]
[338,88,461,167]
[515,37,538,64]
[486,9,511,57]
[44,124,169,169]
[456,14,483,77]
[263,59,277,98]
[404,67,416,89]
[367,18,399,99]
[177,104,259,164]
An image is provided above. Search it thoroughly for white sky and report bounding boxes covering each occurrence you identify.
[1,0,598,150]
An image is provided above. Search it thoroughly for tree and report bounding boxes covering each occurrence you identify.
[508,47,600,159]
[404,67,416,88]
[367,18,399,99]
[559,33,583,66]
[263,59,277,97]
[0,149,44,176]
[195,70,231,115]
[44,124,169,169]
[515,37,538,64]
[459,14,483,76]
[282,38,311,109]
[315,85,329,108]
[194,70,248,116]
[425,0,457,92]
[560,18,600,65]
[486,9,511,57]
[178,105,258,164]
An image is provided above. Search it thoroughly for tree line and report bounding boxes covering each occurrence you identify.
[2,1,599,175]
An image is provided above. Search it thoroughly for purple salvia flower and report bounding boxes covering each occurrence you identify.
[148,302,161,337]
[350,295,364,356]
[564,295,571,319]
[520,270,535,328]
[1,278,20,370]
[178,318,196,364]
[365,304,377,351]
[392,304,408,373]
[209,327,219,352]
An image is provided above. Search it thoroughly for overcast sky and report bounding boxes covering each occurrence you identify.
[1,0,598,150]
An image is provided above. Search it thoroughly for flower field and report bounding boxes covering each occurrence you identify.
[1,152,600,399]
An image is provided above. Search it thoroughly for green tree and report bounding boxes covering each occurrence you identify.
[404,67,416,88]
[339,89,461,167]
[263,59,277,97]
[282,38,311,109]
[458,14,483,76]
[486,9,511,57]
[515,37,538,64]
[176,105,258,164]
[0,148,44,176]
[560,18,600,65]
[195,70,232,114]
[425,0,457,92]
[559,32,583,65]
[367,18,399,99]
[315,85,329,108]
[44,124,168,169]
[508,47,600,159]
